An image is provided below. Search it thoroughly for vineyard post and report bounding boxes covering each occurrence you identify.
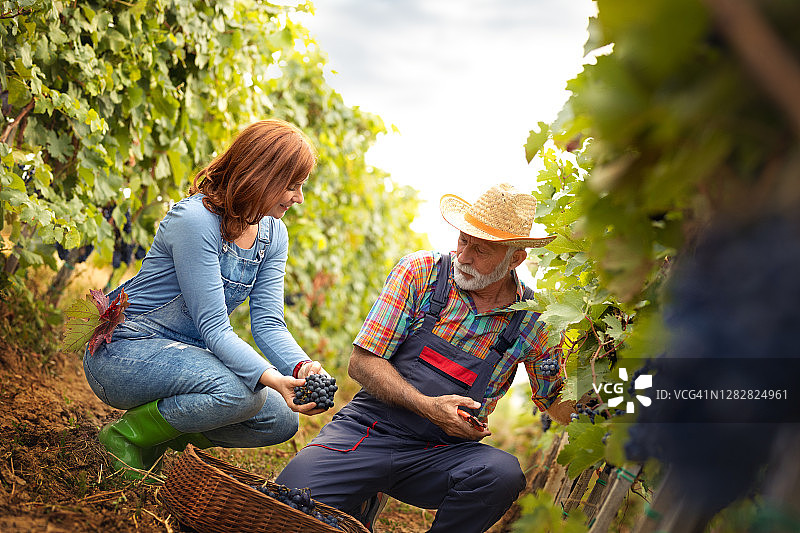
[645,485,710,533]
[702,0,800,137]
[541,433,569,499]
[527,431,567,494]
[630,467,725,533]
[587,464,641,533]
[581,464,612,522]
[552,471,575,509]
[2,223,37,275]
[561,466,595,514]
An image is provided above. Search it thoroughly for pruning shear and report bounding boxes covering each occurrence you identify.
[457,409,487,430]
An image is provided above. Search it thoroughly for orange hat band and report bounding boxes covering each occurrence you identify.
[463,212,525,240]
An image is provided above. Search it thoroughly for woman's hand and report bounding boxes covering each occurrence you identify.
[296,360,326,379]
[259,368,325,415]
[260,366,332,415]
[293,361,332,415]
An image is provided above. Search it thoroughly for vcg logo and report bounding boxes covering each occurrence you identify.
[592,367,653,413]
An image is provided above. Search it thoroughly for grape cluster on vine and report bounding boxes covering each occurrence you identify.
[250,484,342,530]
[570,397,624,424]
[539,357,559,377]
[540,412,552,433]
[294,374,337,411]
[627,363,652,397]
[573,400,601,424]
[623,215,799,515]
[95,205,148,269]
[55,243,94,264]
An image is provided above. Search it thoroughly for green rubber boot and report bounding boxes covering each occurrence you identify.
[98,400,182,481]
[144,431,215,468]
[164,432,214,452]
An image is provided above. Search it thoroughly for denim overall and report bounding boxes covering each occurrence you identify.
[277,254,532,532]
[83,217,299,448]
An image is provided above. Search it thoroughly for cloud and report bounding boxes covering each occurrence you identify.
[300,0,595,250]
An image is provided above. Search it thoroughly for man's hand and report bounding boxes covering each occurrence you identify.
[349,346,490,439]
[419,394,491,440]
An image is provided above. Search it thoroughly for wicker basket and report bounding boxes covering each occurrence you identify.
[160,444,370,533]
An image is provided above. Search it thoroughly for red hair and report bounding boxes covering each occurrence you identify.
[189,119,316,241]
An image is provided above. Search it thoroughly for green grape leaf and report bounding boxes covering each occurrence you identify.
[61,296,101,353]
[559,423,608,478]
[45,130,74,162]
[545,235,585,254]
[602,315,626,341]
[62,289,130,354]
[524,122,549,163]
[6,77,32,108]
[540,302,584,333]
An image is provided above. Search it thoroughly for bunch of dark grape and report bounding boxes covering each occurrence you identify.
[624,214,799,516]
[112,241,135,268]
[569,395,625,424]
[107,208,145,269]
[627,362,652,397]
[111,242,147,268]
[250,484,342,530]
[294,374,337,410]
[539,358,559,377]
[572,398,604,424]
[540,412,552,432]
[54,243,94,264]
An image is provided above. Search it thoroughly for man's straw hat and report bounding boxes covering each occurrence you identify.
[440,183,556,248]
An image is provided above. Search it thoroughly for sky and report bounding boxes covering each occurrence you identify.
[296,0,597,253]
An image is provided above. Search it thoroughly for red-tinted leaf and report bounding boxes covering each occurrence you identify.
[87,320,117,355]
[86,289,130,355]
[89,289,110,314]
[99,290,129,322]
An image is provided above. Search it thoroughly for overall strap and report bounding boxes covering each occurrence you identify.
[421,253,452,331]
[486,286,536,365]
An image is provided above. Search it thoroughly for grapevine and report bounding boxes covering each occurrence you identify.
[1,0,427,375]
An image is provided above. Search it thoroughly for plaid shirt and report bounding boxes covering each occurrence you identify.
[353,251,563,418]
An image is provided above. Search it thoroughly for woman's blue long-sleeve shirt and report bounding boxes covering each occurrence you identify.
[118,194,307,391]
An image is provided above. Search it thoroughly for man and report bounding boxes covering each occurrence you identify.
[276,183,565,532]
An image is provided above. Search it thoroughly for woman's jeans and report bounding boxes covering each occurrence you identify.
[83,321,298,448]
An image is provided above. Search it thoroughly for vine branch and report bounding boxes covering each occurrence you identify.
[0,8,32,19]
[703,0,800,137]
[1,100,35,144]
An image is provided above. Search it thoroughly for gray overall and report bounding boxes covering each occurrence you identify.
[277,254,532,532]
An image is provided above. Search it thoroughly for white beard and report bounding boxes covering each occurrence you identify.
[453,249,514,291]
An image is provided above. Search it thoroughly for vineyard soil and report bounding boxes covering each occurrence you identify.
[0,341,435,532]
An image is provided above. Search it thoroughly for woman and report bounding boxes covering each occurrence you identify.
[84,119,328,479]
